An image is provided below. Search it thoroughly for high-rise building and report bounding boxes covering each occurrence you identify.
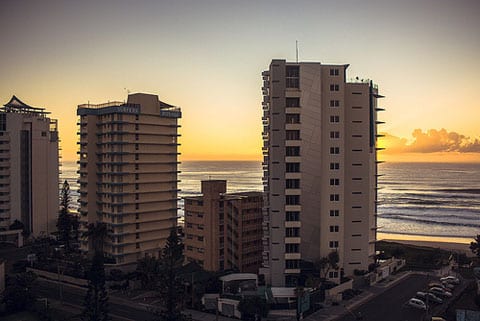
[0,96,59,241]
[261,60,383,287]
[77,93,181,265]
[184,180,263,274]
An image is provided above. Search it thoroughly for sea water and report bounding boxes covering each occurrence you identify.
[61,161,480,241]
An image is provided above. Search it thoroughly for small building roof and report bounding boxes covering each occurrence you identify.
[219,273,258,282]
[2,95,49,115]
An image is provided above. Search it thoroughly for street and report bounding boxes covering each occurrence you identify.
[336,274,435,321]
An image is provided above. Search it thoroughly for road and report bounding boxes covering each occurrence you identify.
[34,279,158,321]
[337,274,435,321]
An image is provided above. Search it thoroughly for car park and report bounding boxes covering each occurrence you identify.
[408,298,427,310]
[440,276,460,284]
[429,287,452,298]
[416,291,443,304]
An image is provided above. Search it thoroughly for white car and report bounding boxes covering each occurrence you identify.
[429,287,452,298]
[416,291,443,304]
[408,298,427,310]
[440,276,460,284]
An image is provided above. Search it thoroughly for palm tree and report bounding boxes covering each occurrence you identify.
[82,222,109,256]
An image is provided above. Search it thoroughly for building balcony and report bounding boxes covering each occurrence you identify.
[285,253,301,260]
[284,268,301,274]
[284,237,301,244]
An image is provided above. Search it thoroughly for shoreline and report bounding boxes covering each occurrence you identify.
[378,232,473,255]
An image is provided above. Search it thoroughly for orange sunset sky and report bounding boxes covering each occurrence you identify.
[0,0,479,163]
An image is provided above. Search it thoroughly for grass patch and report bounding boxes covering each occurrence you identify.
[376,241,452,270]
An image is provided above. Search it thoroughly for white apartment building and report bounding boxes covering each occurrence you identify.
[261,60,383,287]
[77,93,181,265]
[0,96,59,241]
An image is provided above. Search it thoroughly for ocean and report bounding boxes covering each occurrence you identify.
[61,161,480,242]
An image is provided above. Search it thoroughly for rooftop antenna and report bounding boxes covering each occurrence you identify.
[296,40,299,63]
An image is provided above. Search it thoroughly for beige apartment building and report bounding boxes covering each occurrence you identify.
[261,60,383,287]
[184,180,263,274]
[77,93,181,265]
[0,96,59,241]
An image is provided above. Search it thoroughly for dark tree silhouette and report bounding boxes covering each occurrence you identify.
[82,252,110,321]
[81,223,110,321]
[57,180,78,250]
[156,228,185,321]
[238,295,269,321]
[2,271,37,313]
[136,255,161,290]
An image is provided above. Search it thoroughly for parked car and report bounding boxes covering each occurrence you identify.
[429,287,452,298]
[440,276,460,284]
[408,298,427,310]
[416,291,443,304]
[428,282,447,290]
[441,281,455,290]
[431,317,447,321]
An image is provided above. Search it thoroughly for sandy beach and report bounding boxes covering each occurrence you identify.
[378,232,474,255]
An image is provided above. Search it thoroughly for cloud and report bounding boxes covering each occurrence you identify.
[381,129,480,153]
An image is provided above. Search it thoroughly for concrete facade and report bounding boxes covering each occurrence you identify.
[261,60,383,286]
[0,96,59,238]
[184,180,263,274]
[77,93,181,265]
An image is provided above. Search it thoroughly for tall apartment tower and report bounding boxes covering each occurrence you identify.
[184,180,263,274]
[0,96,59,239]
[77,93,181,265]
[261,60,383,287]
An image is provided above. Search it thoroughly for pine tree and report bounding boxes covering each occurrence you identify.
[82,251,110,321]
[156,228,185,321]
[57,180,73,250]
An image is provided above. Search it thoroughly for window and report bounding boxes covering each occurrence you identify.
[135,164,139,170]
[41,131,47,137]
[135,134,139,141]
[135,154,139,160]
[198,224,204,230]
[330,147,340,154]
[286,146,300,156]
[136,223,140,229]
[286,163,300,172]
[136,243,140,249]
[136,232,140,239]
[286,179,300,189]
[286,66,300,88]
[329,241,339,248]
[329,225,339,232]
[286,114,300,124]
[330,84,339,91]
[286,130,300,140]
[135,183,139,190]
[135,213,139,219]
[330,194,340,201]
[330,162,340,170]
[330,131,340,139]
[135,114,139,121]
[135,124,139,130]
[286,227,300,237]
[285,259,300,269]
[286,195,300,205]
[286,243,299,253]
[329,210,339,217]
[329,100,340,107]
[286,211,300,221]
[135,143,139,150]
[330,68,339,76]
[330,115,340,123]
[329,271,339,278]
[329,178,340,186]
[135,193,139,200]
[286,97,300,107]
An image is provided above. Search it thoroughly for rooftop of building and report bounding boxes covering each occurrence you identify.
[184,190,263,201]
[1,95,50,116]
[77,92,181,118]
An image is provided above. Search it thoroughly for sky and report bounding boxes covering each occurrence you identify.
[0,0,479,162]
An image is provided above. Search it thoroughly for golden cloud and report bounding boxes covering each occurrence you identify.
[380,129,480,153]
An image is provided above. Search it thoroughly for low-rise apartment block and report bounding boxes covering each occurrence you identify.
[184,180,263,274]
